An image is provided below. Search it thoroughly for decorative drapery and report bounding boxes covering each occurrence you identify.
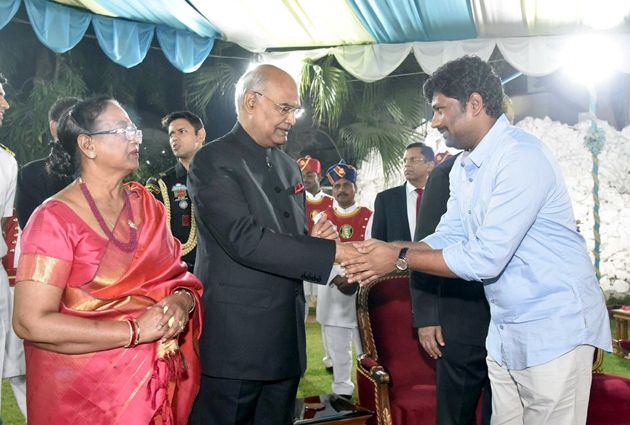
[0,0,629,76]
[1,0,219,71]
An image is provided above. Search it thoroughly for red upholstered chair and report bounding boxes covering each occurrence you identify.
[587,349,630,425]
[356,272,437,425]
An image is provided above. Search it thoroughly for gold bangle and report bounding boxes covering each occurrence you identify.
[123,319,134,348]
[132,319,140,347]
[174,289,195,313]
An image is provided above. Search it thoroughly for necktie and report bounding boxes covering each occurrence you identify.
[415,188,424,215]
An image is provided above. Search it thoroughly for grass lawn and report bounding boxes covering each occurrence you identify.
[2,312,628,424]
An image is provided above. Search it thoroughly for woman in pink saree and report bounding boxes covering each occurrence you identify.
[13,96,202,425]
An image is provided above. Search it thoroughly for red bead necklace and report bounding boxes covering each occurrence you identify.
[78,179,138,252]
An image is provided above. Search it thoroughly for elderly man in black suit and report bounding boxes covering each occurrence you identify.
[188,64,356,425]
[371,142,434,242]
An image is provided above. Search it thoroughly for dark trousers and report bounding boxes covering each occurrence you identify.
[436,340,491,425]
[190,374,301,425]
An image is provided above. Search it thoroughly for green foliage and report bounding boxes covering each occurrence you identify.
[1,380,24,425]
[3,319,625,424]
[0,26,182,175]
[185,61,241,118]
[300,55,429,178]
[607,292,630,308]
[340,122,421,177]
[178,54,428,177]
[300,56,350,129]
[601,351,630,377]
[298,313,357,399]
[0,54,87,162]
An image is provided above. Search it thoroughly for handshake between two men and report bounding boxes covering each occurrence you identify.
[311,213,457,288]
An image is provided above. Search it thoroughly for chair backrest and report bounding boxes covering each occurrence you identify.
[357,272,436,389]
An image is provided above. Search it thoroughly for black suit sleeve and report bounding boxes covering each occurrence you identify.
[414,164,451,242]
[16,167,43,228]
[370,192,388,241]
[410,158,452,328]
[188,148,335,283]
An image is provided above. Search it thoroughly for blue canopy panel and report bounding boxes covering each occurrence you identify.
[1,0,220,72]
[92,15,153,68]
[348,0,477,43]
[73,0,220,39]
[156,26,214,73]
[0,0,21,30]
[24,0,91,53]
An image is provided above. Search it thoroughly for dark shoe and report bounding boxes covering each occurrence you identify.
[325,366,333,374]
[329,393,354,412]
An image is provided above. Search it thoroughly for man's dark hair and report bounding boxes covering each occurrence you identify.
[49,96,82,122]
[406,142,435,163]
[423,55,504,119]
[161,111,204,133]
[0,73,6,85]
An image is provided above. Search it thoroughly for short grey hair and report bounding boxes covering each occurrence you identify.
[234,66,268,116]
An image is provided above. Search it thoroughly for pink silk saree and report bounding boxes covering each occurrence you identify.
[17,181,203,425]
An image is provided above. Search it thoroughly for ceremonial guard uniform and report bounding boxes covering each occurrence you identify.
[323,205,372,242]
[317,201,372,338]
[146,162,197,271]
[297,155,334,318]
[297,155,334,233]
[316,161,372,397]
[1,208,18,286]
[0,143,26,417]
[305,191,333,233]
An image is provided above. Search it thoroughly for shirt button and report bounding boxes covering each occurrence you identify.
[468,178,473,182]
[499,325,504,330]
[490,299,496,304]
[283,211,290,218]
[460,163,464,167]
[274,187,282,193]
[468,210,471,214]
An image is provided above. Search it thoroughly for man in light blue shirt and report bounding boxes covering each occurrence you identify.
[343,56,611,425]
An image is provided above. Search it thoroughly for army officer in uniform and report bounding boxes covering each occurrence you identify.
[146,111,205,271]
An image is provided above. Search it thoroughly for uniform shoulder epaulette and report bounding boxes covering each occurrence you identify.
[145,176,161,194]
[0,143,15,157]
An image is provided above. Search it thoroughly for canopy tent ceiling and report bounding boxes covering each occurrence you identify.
[1,0,629,78]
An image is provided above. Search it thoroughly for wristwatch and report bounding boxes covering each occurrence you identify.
[395,247,409,271]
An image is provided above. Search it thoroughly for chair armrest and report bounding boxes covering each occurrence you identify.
[359,355,390,385]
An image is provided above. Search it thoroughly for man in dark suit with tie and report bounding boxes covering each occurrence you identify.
[411,153,491,425]
[188,64,355,425]
[371,142,434,242]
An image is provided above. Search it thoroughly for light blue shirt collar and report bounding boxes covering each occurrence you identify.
[468,114,510,169]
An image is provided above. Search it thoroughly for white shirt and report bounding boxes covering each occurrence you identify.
[0,148,17,258]
[405,181,423,239]
[305,190,329,203]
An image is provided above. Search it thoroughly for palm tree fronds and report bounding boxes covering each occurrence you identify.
[340,122,420,178]
[185,61,240,116]
[300,56,350,128]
